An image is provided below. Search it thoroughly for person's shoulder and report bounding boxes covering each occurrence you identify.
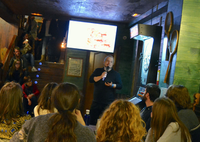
[19,115,32,122]
[26,113,54,124]
[75,122,96,141]
[34,105,39,116]
[21,83,25,87]
[10,56,15,60]
[75,122,93,133]
[93,68,104,72]
[9,57,15,62]
[111,69,120,74]
[168,122,179,130]
[157,122,181,142]
[178,109,195,116]
[95,67,104,70]
[147,105,153,110]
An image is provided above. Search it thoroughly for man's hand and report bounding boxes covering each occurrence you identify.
[105,82,112,87]
[94,71,107,82]
[23,39,28,44]
[101,71,107,79]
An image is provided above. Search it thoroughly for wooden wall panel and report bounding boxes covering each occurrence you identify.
[0,18,18,62]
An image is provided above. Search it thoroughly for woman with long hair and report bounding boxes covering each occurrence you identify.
[34,82,58,117]
[96,99,146,142]
[6,59,27,85]
[145,97,191,142]
[166,85,200,142]
[0,82,31,141]
[11,82,96,142]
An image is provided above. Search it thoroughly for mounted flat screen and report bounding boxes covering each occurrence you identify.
[67,20,117,53]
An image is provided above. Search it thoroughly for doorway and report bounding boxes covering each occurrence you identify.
[83,52,114,114]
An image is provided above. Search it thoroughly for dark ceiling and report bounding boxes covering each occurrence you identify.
[0,0,167,23]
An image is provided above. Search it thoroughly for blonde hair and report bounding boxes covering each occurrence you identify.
[96,99,146,142]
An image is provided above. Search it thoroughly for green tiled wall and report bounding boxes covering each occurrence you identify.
[174,0,200,99]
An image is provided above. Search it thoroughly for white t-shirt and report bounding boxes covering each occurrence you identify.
[34,105,57,117]
[145,122,191,142]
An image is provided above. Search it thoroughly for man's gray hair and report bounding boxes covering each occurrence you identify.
[104,55,114,64]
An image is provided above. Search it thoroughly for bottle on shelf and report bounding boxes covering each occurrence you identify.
[84,109,90,126]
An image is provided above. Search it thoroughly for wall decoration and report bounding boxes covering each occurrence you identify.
[67,57,83,77]
[164,11,173,61]
[164,30,179,83]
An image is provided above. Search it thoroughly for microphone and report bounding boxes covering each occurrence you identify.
[102,66,110,81]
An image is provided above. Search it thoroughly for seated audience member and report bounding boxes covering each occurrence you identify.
[22,33,37,72]
[6,59,27,85]
[10,82,96,142]
[96,99,146,142]
[193,93,200,121]
[166,85,200,142]
[140,83,161,131]
[22,76,40,117]
[0,82,31,141]
[9,46,28,71]
[34,82,58,117]
[145,97,191,142]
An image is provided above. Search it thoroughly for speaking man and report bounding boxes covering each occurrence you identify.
[89,55,122,125]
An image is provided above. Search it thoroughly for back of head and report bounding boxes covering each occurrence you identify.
[146,83,161,102]
[52,82,80,112]
[24,76,31,83]
[45,82,81,142]
[0,82,24,124]
[37,82,58,114]
[151,97,190,142]
[166,85,192,109]
[96,99,146,142]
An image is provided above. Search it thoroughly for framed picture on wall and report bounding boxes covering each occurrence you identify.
[67,57,83,77]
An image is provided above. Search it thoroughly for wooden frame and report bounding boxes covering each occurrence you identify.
[67,57,83,77]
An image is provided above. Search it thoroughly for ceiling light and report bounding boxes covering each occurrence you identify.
[132,13,140,17]
[31,13,42,17]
